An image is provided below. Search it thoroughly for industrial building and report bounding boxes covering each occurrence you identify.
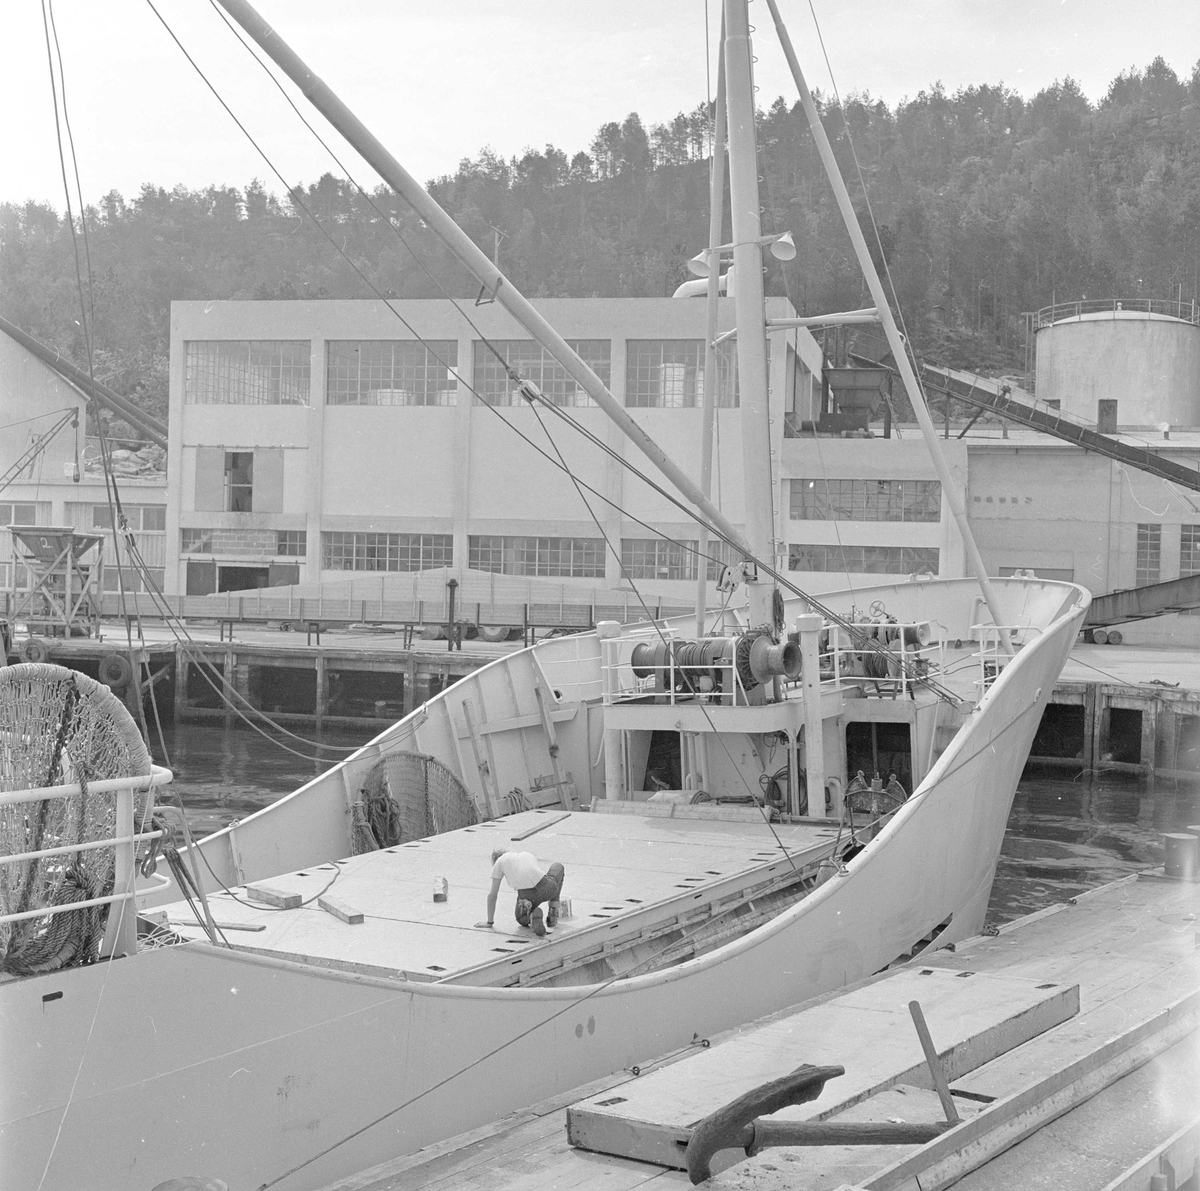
[0,322,167,604]
[165,297,966,606]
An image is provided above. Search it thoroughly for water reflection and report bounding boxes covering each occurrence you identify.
[991,764,1200,923]
[162,726,1200,926]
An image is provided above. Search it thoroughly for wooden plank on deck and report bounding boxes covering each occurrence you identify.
[566,968,1078,1169]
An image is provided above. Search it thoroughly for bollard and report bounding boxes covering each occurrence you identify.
[1163,833,1199,882]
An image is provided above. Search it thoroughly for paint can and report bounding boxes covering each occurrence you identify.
[1163,833,1198,882]
[433,876,449,902]
[558,897,573,919]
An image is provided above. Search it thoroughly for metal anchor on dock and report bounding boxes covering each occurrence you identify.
[685,1000,962,1183]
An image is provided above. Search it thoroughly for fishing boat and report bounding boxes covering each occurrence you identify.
[0,2,1088,1189]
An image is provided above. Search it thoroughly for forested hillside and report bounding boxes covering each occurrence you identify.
[2,56,1198,430]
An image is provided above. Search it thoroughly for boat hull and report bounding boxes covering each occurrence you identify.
[1,580,1085,1191]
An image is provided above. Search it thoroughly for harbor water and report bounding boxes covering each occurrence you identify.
[160,724,1200,927]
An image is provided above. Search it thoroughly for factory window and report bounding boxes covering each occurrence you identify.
[1181,526,1200,577]
[225,452,254,513]
[625,340,738,408]
[788,545,940,575]
[92,504,165,533]
[322,532,453,572]
[789,479,941,523]
[1136,524,1161,585]
[472,340,608,407]
[620,538,698,581]
[327,340,457,406]
[705,540,742,582]
[276,530,306,557]
[181,529,213,555]
[468,535,605,578]
[185,341,310,405]
[0,503,39,526]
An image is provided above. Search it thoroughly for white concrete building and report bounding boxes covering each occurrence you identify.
[166,298,967,605]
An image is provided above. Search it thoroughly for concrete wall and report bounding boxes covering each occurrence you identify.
[1036,312,1200,428]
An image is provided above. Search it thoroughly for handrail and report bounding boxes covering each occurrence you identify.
[1032,298,1200,329]
[0,890,137,927]
[0,829,163,869]
[0,765,173,808]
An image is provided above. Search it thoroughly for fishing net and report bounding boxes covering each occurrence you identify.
[0,663,153,976]
[352,751,478,852]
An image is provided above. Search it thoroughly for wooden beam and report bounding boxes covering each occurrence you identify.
[865,987,1200,1191]
[318,895,364,925]
[245,883,301,910]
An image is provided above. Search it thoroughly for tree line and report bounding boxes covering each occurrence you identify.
[2,56,1198,431]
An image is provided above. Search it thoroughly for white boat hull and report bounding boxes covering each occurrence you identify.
[1,578,1086,1190]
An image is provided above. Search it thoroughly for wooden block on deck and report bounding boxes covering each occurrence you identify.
[244,882,302,910]
[566,967,1078,1169]
[318,895,364,925]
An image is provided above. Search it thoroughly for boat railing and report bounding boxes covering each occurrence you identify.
[815,621,944,698]
[0,765,173,961]
[972,625,1037,693]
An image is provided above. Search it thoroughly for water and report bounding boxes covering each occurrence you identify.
[159,724,1200,927]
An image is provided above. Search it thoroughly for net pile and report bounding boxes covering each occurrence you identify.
[0,663,152,975]
[353,751,479,852]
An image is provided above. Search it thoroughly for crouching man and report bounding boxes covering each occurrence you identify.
[485,849,564,937]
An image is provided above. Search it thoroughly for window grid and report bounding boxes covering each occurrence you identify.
[468,535,605,578]
[0,503,39,526]
[788,544,940,575]
[276,530,307,557]
[705,541,741,582]
[181,529,213,555]
[472,340,609,407]
[1136,524,1161,585]
[326,340,458,406]
[620,538,698,581]
[624,340,738,408]
[789,478,941,522]
[225,452,253,513]
[185,341,310,405]
[92,504,165,532]
[322,532,453,572]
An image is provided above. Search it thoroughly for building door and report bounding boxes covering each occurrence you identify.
[217,565,270,592]
[186,559,216,595]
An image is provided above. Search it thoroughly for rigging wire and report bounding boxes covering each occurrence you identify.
[193,0,948,699]
[524,388,799,857]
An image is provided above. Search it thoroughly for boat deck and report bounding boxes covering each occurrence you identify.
[163,807,838,985]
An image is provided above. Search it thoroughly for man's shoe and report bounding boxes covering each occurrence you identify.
[530,907,547,937]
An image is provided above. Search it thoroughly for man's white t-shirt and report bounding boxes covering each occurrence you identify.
[491,851,546,891]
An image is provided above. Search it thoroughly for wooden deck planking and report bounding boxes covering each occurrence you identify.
[566,969,1078,1168]
[164,808,832,982]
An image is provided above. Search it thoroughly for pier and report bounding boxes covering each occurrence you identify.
[8,634,1200,768]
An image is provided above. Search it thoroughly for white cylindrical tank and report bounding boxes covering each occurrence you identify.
[1035,307,1200,428]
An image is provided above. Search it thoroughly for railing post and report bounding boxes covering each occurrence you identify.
[98,784,138,959]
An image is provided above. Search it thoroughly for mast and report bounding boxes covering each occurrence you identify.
[695,33,728,637]
[723,0,779,630]
[215,0,754,562]
[763,0,1013,650]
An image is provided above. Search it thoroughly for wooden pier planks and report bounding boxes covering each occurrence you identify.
[566,968,1078,1168]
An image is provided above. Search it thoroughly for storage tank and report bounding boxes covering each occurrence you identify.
[1034,300,1200,428]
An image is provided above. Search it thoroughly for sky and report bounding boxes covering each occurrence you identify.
[3,0,1199,211]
